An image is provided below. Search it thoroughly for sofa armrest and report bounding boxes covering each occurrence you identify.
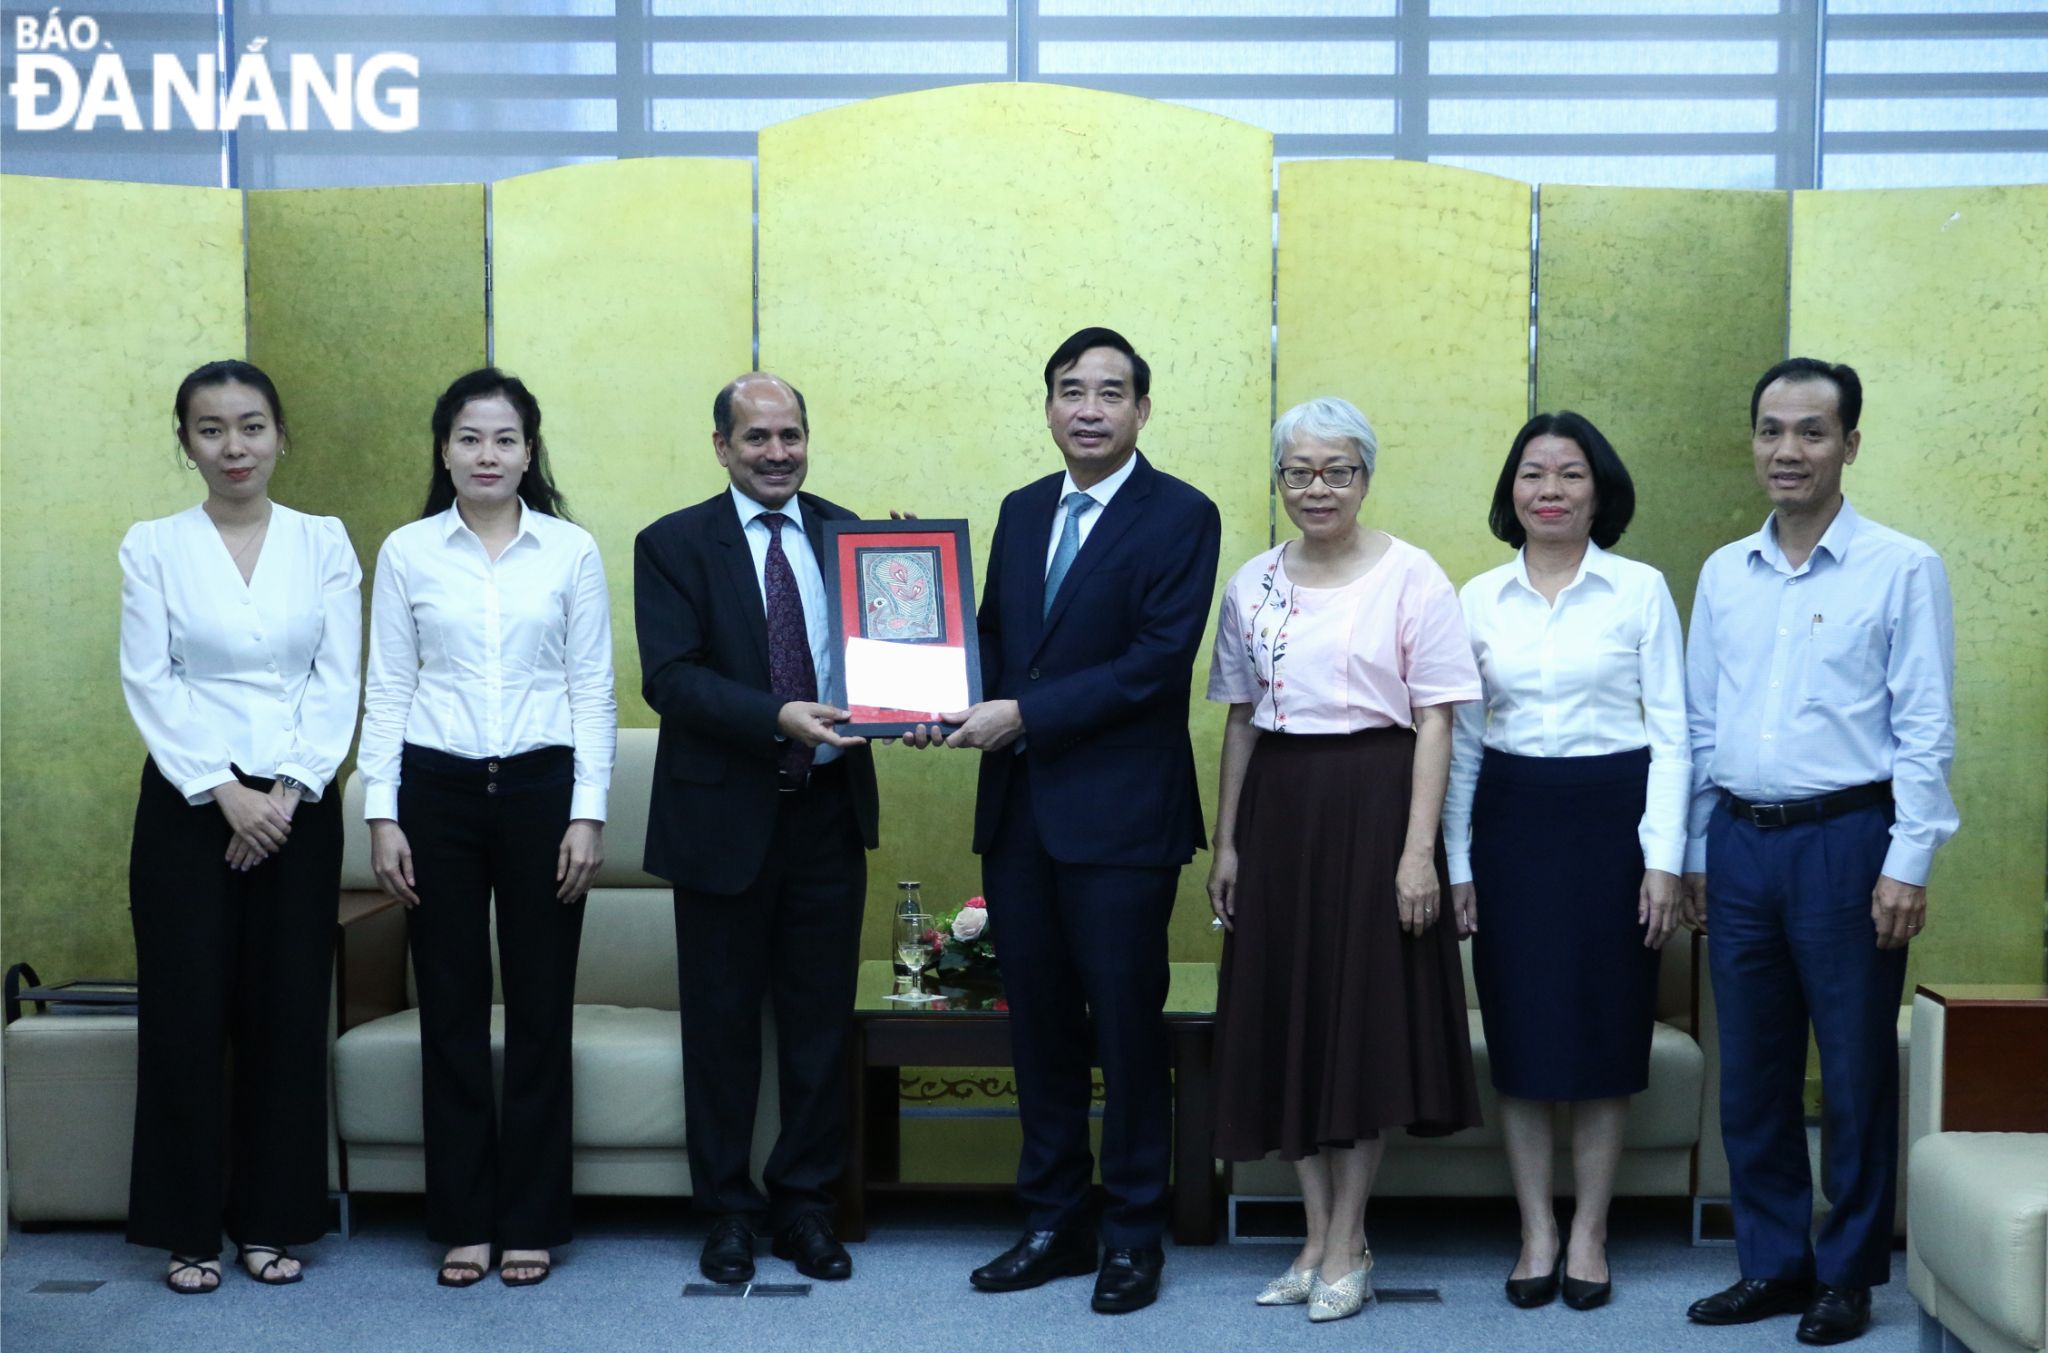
[337,890,408,1035]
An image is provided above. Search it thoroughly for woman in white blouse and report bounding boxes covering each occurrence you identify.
[119,360,362,1293]
[360,368,615,1290]
[1442,411,1687,1313]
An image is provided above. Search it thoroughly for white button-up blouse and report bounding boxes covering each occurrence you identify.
[118,503,363,804]
[359,504,616,823]
[1443,542,1690,886]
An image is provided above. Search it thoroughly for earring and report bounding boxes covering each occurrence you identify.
[183,458,197,470]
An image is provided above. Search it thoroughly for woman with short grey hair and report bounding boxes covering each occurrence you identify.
[1206,396,1484,1322]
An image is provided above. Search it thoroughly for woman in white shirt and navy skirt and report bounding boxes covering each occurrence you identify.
[119,360,362,1293]
[360,368,615,1290]
[1442,412,1688,1312]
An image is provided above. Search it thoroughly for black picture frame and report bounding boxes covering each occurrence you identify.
[820,519,982,737]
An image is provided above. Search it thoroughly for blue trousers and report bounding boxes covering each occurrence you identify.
[984,758,1180,1248]
[1707,799,1906,1289]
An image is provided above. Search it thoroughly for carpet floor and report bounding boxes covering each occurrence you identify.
[2,1196,1920,1353]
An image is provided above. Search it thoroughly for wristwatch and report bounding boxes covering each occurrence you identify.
[276,774,310,796]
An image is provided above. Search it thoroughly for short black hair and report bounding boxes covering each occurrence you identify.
[713,373,808,440]
[1750,357,1863,433]
[175,359,289,454]
[1488,410,1637,550]
[1043,327,1149,401]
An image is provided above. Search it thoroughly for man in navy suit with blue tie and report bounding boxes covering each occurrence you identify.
[937,328,1221,1314]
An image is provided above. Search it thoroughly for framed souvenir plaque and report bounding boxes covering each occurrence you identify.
[820,520,983,737]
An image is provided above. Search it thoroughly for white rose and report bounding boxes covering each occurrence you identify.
[951,907,988,942]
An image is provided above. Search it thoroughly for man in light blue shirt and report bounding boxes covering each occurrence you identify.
[1681,358,1957,1347]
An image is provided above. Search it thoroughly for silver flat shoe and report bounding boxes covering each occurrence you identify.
[1255,1266,1315,1305]
[1307,1254,1374,1323]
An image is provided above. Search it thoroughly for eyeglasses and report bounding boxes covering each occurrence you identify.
[1278,464,1364,490]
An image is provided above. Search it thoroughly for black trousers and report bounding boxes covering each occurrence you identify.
[400,743,584,1250]
[984,757,1181,1248]
[673,763,866,1227]
[126,758,340,1258]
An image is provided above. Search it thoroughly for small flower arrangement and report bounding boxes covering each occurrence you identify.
[923,894,997,980]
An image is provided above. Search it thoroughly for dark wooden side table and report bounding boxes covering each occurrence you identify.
[839,960,1219,1245]
[1915,982,2048,1133]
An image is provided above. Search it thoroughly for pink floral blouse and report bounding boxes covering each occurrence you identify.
[1206,536,1481,734]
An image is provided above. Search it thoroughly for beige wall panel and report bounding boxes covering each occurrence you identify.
[760,82,1273,959]
[1278,160,1534,588]
[1790,185,2048,987]
[1,176,246,978]
[493,158,755,728]
[1536,186,1788,623]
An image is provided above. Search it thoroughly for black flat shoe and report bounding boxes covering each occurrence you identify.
[773,1214,851,1281]
[1797,1284,1872,1345]
[1504,1266,1559,1308]
[1688,1277,1812,1324]
[700,1217,756,1285]
[970,1229,1098,1293]
[1091,1245,1163,1315]
[1562,1273,1611,1310]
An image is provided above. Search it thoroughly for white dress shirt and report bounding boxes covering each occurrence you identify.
[360,504,617,822]
[1444,542,1690,886]
[1684,498,1957,885]
[119,503,362,804]
[729,487,840,766]
[1042,450,1138,574]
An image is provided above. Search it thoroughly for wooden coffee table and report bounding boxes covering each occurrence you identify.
[837,959,1220,1244]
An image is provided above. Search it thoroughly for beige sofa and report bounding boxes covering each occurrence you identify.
[1905,990,2048,1353]
[331,728,778,1203]
[1229,934,1716,1231]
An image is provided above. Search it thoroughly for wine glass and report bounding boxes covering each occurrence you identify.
[889,910,938,1003]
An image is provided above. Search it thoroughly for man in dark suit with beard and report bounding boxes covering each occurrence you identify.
[634,372,878,1285]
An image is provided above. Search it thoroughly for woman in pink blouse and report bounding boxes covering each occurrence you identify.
[1206,396,1484,1323]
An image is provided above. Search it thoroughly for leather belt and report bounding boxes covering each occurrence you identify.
[1724,781,1892,829]
[778,757,848,795]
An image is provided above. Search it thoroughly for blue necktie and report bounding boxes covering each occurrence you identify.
[1043,491,1096,617]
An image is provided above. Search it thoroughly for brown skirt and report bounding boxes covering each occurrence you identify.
[1210,727,1483,1162]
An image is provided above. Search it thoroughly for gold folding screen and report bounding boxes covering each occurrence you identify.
[1789,185,2048,987]
[1277,161,1535,589]
[0,177,247,978]
[759,83,1275,958]
[1534,187,1788,622]
[246,183,488,620]
[1,91,2042,995]
[492,158,754,725]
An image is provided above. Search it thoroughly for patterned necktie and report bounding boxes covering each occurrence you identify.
[760,512,817,782]
[1043,491,1097,617]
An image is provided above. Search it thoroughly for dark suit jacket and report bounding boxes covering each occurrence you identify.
[974,452,1222,868]
[634,489,881,894]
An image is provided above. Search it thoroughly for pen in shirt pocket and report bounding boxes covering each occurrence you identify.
[1811,613,1822,634]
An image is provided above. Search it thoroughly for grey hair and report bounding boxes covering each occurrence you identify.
[1270,396,1379,481]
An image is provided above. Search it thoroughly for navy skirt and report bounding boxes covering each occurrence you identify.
[1469,746,1659,1102]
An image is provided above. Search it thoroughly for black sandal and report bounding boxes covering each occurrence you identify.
[500,1255,552,1288]
[165,1256,221,1295]
[236,1244,304,1286]
[437,1260,489,1289]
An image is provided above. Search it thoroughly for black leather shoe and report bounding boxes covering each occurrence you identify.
[1797,1285,1872,1345]
[1561,1273,1611,1310]
[773,1214,851,1281]
[699,1217,756,1285]
[969,1229,1098,1293]
[1504,1266,1559,1308]
[1687,1277,1812,1324]
[1091,1246,1164,1315]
